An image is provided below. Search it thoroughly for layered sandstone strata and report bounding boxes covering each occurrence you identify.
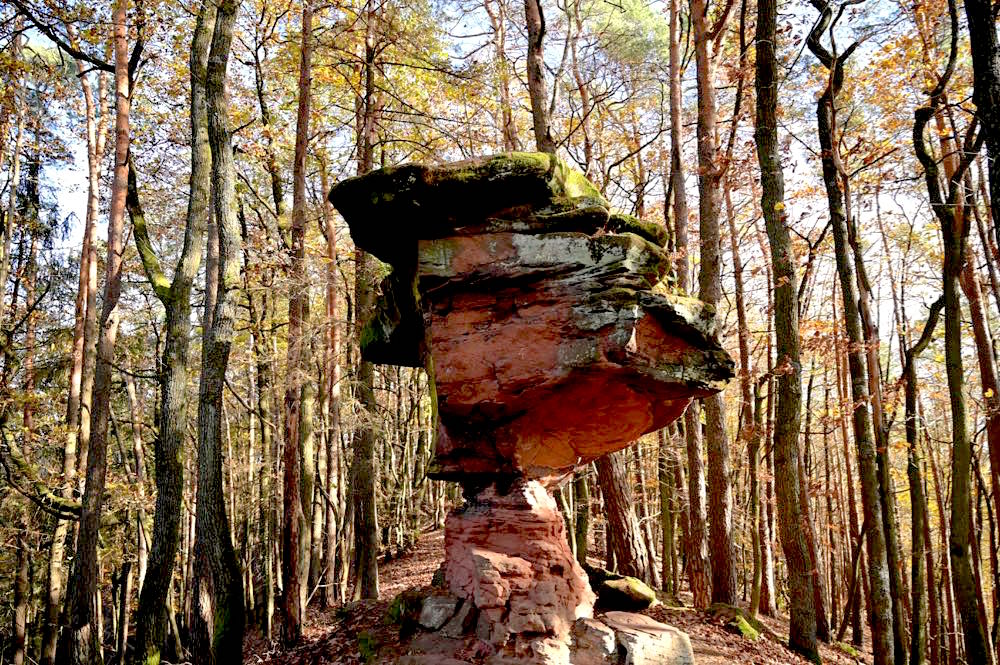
[330,153,732,663]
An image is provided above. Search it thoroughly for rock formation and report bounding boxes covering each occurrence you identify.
[330,153,733,664]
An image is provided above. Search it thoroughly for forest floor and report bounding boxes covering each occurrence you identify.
[243,530,871,665]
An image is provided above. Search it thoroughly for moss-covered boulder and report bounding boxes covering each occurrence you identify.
[584,564,658,612]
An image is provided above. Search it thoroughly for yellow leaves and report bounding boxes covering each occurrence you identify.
[986,388,995,399]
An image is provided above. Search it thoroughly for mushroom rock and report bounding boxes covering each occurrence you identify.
[330,153,733,663]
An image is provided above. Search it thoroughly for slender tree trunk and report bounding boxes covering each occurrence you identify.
[320,159,343,609]
[808,8,894,661]
[191,1,246,660]
[755,2,819,656]
[14,533,28,665]
[690,0,736,605]
[801,369,830,642]
[912,2,994,657]
[349,10,380,599]
[749,382,765,617]
[658,429,676,596]
[45,60,104,665]
[524,0,555,154]
[0,27,23,338]
[920,442,942,665]
[280,0,314,644]
[684,402,711,606]
[575,466,590,566]
[64,3,131,659]
[77,70,110,486]
[485,0,519,152]
[964,0,1000,256]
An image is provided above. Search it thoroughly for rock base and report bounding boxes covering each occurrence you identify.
[444,479,594,645]
[395,480,694,663]
[399,607,695,664]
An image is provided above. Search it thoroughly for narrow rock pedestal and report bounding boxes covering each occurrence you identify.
[445,480,594,649]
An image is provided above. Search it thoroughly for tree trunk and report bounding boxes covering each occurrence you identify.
[191,0,246,660]
[595,452,652,582]
[64,2,131,659]
[574,466,590,566]
[755,1,819,657]
[130,3,214,662]
[280,0,314,644]
[350,10,381,600]
[911,1,993,658]
[524,0,555,153]
[14,534,28,665]
[801,370,830,642]
[485,0,519,152]
[319,158,343,609]
[808,8,895,662]
[690,0,736,605]
[658,429,676,597]
[963,0,1000,258]
[45,58,106,665]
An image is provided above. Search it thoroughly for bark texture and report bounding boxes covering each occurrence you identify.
[690,0,736,606]
[755,1,819,658]
[64,2,130,660]
[191,0,247,660]
[129,3,214,662]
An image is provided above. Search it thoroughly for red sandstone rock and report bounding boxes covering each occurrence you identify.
[332,154,728,663]
[445,480,595,647]
[422,231,731,482]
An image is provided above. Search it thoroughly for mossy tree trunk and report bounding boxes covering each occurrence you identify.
[128,2,214,662]
[191,0,246,660]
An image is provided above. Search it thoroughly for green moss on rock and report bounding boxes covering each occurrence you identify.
[607,212,669,247]
[386,588,426,638]
[728,614,760,641]
[835,641,861,658]
[328,153,609,265]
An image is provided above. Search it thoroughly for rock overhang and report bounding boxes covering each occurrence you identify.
[330,152,733,482]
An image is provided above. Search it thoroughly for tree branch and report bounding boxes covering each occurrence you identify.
[127,157,171,303]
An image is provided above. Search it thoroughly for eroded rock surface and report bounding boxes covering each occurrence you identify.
[445,479,595,646]
[331,153,725,664]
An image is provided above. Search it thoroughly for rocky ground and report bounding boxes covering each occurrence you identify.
[243,530,872,665]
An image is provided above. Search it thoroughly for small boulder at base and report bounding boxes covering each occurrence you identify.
[601,612,695,665]
[420,594,460,630]
[584,565,658,612]
[570,618,618,664]
[596,578,658,613]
